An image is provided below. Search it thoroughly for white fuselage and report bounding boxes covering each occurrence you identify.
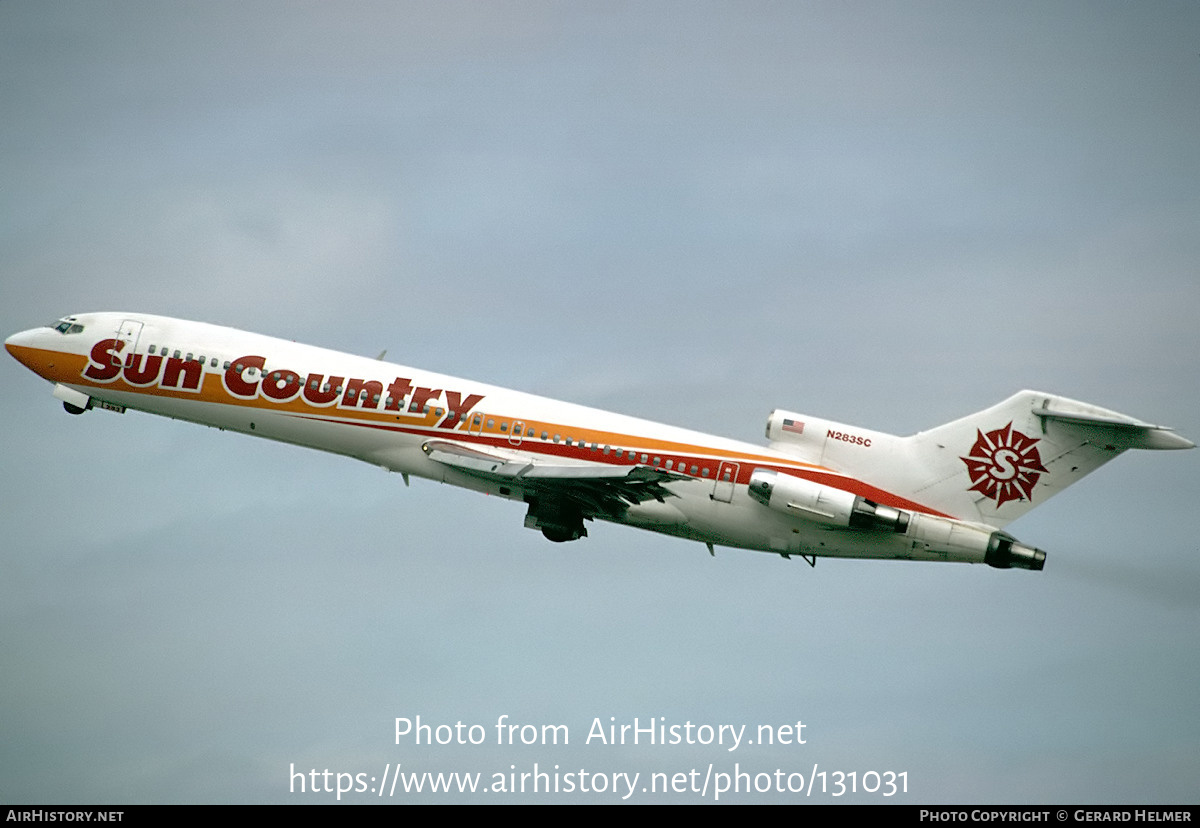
[5,312,1048,567]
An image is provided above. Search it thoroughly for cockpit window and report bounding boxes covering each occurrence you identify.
[53,321,85,334]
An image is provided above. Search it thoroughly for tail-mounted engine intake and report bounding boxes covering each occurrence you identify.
[747,469,1045,570]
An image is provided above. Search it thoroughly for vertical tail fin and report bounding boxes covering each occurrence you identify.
[900,391,1192,528]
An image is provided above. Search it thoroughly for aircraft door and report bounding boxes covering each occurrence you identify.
[509,420,526,447]
[117,319,143,365]
[712,461,739,503]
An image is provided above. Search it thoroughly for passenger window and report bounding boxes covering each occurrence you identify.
[149,345,157,355]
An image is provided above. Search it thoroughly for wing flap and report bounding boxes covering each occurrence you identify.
[421,438,689,515]
[422,439,536,477]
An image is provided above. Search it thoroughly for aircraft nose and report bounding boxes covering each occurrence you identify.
[6,327,46,366]
[7,327,38,348]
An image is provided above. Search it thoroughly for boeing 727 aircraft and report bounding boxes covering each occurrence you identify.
[7,312,1193,570]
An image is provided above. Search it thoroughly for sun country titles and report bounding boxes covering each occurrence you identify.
[80,337,486,423]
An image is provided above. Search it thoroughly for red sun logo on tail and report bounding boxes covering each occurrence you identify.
[961,423,1048,507]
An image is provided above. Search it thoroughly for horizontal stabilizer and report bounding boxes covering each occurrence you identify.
[897,390,1193,528]
[1033,401,1195,450]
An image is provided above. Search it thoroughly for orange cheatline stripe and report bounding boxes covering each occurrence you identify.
[14,344,948,517]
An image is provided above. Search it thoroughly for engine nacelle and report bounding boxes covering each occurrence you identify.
[891,512,1045,570]
[748,469,1046,570]
[764,409,895,466]
[747,469,909,533]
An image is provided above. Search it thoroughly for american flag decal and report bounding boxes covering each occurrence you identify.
[782,418,804,435]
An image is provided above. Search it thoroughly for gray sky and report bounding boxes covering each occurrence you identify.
[2,1,1198,804]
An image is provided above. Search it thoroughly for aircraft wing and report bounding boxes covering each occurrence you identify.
[421,438,687,518]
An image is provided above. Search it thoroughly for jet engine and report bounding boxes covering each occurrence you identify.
[747,469,1045,570]
[747,469,909,532]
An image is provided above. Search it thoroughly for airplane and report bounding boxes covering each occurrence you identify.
[6,312,1193,571]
